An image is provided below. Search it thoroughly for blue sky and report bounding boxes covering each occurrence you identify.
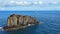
[0,0,60,11]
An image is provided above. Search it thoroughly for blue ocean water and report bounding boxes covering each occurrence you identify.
[0,11,60,34]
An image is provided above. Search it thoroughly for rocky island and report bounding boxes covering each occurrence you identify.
[3,14,39,31]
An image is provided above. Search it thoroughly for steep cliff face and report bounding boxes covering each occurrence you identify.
[3,14,39,31]
[7,14,18,27]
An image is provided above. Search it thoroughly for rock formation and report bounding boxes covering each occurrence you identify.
[3,14,39,31]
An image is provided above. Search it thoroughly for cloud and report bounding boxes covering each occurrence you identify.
[15,1,31,6]
[39,1,43,4]
[10,0,15,3]
[0,0,60,11]
[16,1,24,5]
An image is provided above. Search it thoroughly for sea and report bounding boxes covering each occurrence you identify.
[0,11,60,34]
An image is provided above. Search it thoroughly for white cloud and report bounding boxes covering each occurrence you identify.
[6,0,16,6]
[16,1,31,6]
[16,1,24,5]
[24,1,28,4]
[39,1,43,4]
[10,1,15,3]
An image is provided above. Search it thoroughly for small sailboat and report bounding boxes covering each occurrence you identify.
[3,14,39,31]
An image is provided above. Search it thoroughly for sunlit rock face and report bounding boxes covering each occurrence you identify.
[3,14,39,31]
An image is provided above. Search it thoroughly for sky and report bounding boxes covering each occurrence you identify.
[0,0,60,11]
